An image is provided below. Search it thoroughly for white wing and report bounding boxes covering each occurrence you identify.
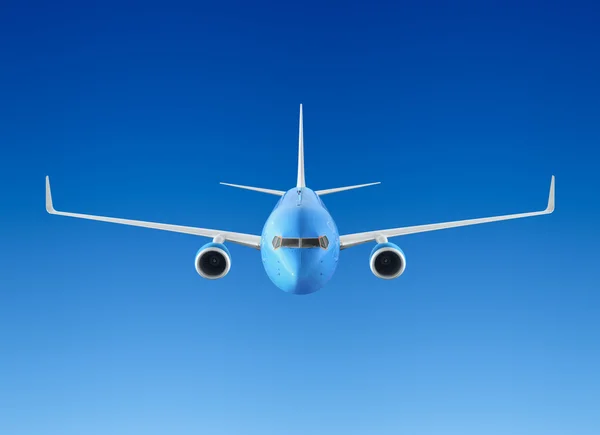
[45,177,261,249]
[339,176,555,250]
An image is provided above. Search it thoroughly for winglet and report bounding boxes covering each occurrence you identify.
[546,175,555,213]
[45,176,56,214]
[297,103,305,189]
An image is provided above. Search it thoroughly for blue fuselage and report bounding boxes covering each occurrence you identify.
[260,188,340,294]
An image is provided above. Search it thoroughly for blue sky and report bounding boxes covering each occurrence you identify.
[1,1,599,434]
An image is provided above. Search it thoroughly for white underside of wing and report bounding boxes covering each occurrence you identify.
[340,176,555,249]
[46,177,261,249]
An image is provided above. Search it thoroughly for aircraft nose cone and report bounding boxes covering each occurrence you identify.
[278,250,322,295]
[280,249,301,282]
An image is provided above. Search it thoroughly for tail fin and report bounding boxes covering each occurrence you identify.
[297,104,305,189]
[219,104,305,195]
[315,182,381,196]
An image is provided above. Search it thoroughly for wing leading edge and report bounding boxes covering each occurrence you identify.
[339,176,555,250]
[45,177,262,249]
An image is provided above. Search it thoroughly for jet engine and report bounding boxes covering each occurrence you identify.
[195,242,231,279]
[369,242,406,279]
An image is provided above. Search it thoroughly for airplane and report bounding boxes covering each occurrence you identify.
[46,104,555,295]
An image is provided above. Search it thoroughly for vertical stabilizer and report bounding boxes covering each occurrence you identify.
[297,104,306,189]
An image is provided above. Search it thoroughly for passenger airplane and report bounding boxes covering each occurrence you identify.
[46,105,555,294]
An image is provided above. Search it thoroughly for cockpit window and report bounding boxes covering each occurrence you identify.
[281,238,301,248]
[272,236,282,249]
[319,235,329,249]
[272,235,330,250]
[301,238,321,248]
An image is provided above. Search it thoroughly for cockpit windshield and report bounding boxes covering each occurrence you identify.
[272,235,329,250]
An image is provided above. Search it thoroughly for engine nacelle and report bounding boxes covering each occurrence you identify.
[369,242,406,279]
[195,242,231,279]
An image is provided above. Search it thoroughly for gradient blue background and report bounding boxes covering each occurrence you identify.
[1,1,599,434]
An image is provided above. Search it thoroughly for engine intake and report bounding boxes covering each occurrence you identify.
[195,243,231,279]
[370,242,406,279]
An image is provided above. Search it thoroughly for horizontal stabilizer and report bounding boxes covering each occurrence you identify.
[315,182,381,196]
[220,182,285,196]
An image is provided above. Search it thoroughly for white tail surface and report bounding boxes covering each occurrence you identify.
[316,182,381,196]
[220,182,284,196]
[297,104,305,189]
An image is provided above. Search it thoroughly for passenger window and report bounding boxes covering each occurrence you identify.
[319,235,329,249]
